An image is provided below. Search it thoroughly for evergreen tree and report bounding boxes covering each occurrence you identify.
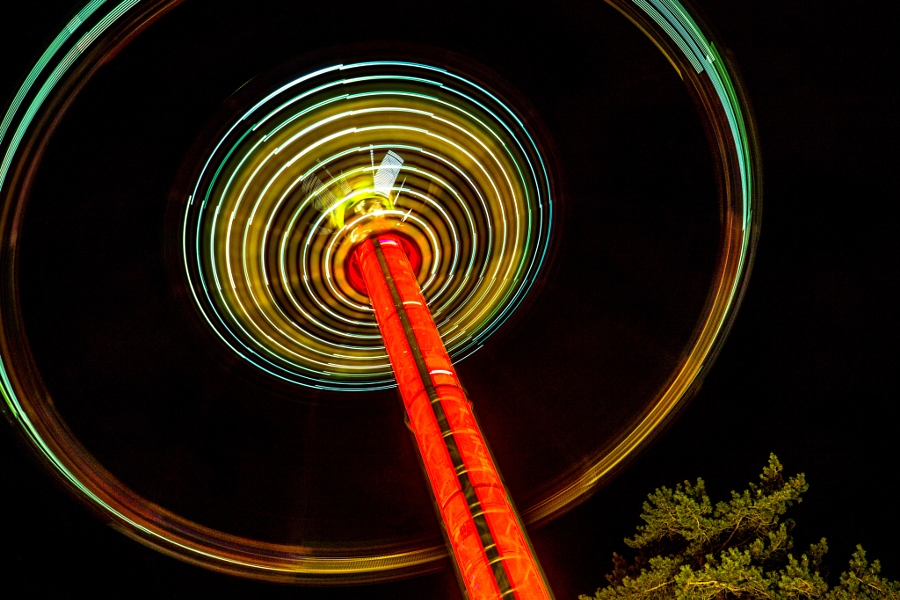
[581,455,899,600]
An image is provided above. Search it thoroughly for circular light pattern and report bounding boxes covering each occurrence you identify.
[182,62,553,391]
[0,0,762,583]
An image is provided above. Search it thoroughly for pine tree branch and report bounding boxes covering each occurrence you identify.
[586,456,900,600]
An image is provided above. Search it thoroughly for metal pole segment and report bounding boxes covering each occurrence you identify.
[353,234,554,600]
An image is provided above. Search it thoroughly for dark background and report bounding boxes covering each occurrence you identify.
[2,1,897,598]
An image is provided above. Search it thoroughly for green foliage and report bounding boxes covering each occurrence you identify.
[581,455,900,600]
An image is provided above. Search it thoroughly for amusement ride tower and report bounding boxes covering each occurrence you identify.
[179,64,562,598]
[0,1,761,598]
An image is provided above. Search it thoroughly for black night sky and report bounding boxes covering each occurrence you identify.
[1,1,897,598]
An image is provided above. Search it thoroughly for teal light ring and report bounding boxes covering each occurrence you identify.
[181,63,554,391]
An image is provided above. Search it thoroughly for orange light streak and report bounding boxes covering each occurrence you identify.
[353,234,553,600]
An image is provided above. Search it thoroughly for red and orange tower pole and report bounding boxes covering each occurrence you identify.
[352,233,554,600]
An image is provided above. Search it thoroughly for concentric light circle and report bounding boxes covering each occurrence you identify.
[183,62,554,391]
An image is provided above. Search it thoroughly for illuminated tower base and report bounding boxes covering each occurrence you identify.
[353,233,554,600]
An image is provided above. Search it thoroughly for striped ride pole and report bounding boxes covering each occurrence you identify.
[352,233,553,600]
